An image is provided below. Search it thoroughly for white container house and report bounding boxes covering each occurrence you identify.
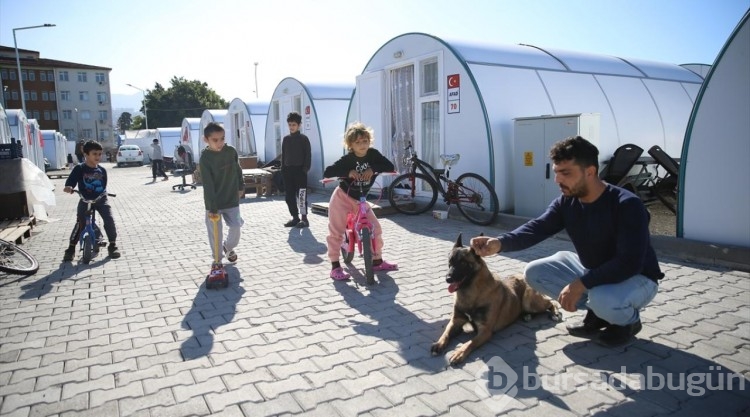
[6,110,35,166]
[180,117,201,157]
[24,119,45,171]
[0,102,13,144]
[346,33,705,212]
[154,127,182,161]
[42,130,66,170]
[266,78,354,188]
[680,11,749,247]
[226,98,269,160]
[199,110,227,144]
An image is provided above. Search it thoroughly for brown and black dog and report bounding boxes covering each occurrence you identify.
[431,234,562,365]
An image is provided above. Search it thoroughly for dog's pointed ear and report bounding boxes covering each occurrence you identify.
[479,232,484,237]
[454,233,463,248]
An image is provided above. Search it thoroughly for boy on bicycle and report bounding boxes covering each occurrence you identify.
[323,122,397,280]
[63,140,121,261]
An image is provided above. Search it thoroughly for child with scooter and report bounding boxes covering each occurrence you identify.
[199,122,245,288]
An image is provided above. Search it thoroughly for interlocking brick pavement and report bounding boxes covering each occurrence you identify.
[0,163,748,416]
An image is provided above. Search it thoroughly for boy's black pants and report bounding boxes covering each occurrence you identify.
[69,199,117,245]
[282,166,308,219]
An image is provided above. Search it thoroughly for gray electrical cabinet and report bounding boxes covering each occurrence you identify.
[513,113,600,217]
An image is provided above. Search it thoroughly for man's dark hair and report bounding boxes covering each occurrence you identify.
[549,136,599,171]
[204,122,224,137]
[83,140,103,154]
[286,112,302,124]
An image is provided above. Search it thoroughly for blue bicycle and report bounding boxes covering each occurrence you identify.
[73,190,115,264]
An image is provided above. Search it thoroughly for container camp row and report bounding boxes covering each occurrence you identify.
[4,28,747,247]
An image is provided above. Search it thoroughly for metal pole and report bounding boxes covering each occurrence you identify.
[13,30,26,115]
[126,83,149,130]
[254,62,259,99]
[12,24,56,115]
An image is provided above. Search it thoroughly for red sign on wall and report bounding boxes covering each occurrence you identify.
[447,74,460,88]
[447,74,461,114]
[305,105,311,115]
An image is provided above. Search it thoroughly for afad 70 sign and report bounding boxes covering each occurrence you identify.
[447,74,460,114]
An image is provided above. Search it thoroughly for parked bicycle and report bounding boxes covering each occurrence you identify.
[73,190,115,264]
[322,173,394,285]
[0,238,39,276]
[388,142,499,225]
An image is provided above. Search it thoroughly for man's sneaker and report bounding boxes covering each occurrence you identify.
[284,219,300,227]
[598,320,643,347]
[63,247,75,262]
[224,245,238,263]
[108,244,121,259]
[566,309,609,337]
[296,220,309,228]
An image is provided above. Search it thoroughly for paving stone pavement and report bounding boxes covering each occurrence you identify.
[0,163,748,417]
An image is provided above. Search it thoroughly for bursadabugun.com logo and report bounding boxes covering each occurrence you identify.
[475,356,747,413]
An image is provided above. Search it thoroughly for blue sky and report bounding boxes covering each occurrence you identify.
[1,0,748,110]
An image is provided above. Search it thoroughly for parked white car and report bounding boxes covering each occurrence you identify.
[117,145,144,167]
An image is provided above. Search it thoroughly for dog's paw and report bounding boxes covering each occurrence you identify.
[449,348,469,365]
[431,341,446,355]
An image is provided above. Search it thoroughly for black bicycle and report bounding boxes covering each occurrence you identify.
[388,142,499,225]
[0,238,39,276]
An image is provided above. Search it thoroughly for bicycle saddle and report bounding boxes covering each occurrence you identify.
[440,154,461,166]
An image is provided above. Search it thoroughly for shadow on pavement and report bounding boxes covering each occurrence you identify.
[17,257,112,299]
[564,339,750,415]
[286,227,326,265]
[180,265,245,360]
[333,273,446,372]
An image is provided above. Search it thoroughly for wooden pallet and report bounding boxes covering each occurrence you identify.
[47,170,70,179]
[0,217,35,244]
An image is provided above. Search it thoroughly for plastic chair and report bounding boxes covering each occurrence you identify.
[172,149,197,191]
[599,144,644,187]
[647,145,680,213]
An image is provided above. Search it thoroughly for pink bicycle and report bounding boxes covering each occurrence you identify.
[322,173,394,284]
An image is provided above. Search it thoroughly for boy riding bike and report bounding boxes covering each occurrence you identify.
[63,140,121,261]
[323,122,398,280]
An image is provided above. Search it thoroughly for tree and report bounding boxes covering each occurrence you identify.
[141,77,228,128]
[117,112,133,133]
[130,115,146,130]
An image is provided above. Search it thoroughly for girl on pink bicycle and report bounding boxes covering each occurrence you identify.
[323,122,398,280]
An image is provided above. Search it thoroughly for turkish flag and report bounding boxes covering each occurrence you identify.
[447,74,460,88]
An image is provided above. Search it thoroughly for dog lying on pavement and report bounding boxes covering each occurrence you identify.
[431,234,562,365]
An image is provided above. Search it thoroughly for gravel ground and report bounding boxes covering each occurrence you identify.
[647,200,677,236]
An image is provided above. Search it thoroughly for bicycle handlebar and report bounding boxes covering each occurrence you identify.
[319,172,397,184]
[71,190,116,203]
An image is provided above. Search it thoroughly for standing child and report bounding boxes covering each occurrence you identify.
[150,139,170,182]
[281,112,311,228]
[199,122,244,273]
[62,140,120,261]
[323,122,398,280]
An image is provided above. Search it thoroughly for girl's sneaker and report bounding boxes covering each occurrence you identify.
[373,260,398,271]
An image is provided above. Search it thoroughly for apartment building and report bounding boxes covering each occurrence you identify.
[0,46,114,145]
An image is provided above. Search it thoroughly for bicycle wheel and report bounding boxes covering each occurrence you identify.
[455,173,499,226]
[361,228,374,285]
[341,231,355,264]
[388,172,438,215]
[0,239,39,276]
[81,235,93,264]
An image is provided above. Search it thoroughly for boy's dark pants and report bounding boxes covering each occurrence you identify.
[152,159,168,179]
[282,166,308,219]
[68,199,117,245]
